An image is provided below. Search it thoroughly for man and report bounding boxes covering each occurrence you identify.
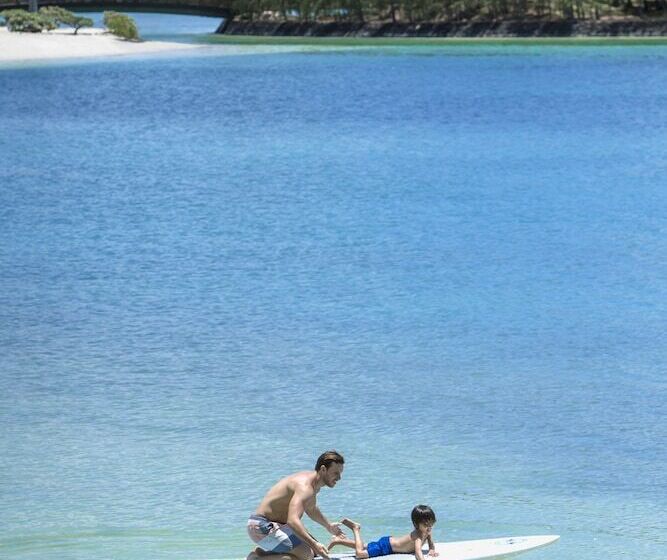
[247,451,346,560]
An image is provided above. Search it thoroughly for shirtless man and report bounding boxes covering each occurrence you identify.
[247,451,346,560]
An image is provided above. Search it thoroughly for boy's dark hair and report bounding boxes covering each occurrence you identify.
[315,450,345,471]
[411,504,436,527]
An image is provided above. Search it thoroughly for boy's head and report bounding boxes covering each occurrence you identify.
[411,504,436,530]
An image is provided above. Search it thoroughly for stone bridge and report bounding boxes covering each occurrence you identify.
[0,0,232,17]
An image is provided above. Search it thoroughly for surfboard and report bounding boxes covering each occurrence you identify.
[320,535,559,560]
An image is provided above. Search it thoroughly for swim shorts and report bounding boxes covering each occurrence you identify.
[367,536,393,558]
[247,514,303,553]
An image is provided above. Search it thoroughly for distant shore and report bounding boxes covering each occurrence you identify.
[218,18,667,38]
[0,27,201,64]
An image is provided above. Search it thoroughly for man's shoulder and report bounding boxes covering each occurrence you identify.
[288,470,315,481]
[288,471,316,492]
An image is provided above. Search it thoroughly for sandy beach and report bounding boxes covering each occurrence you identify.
[0,26,202,63]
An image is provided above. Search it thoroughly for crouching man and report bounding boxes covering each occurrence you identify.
[247,451,347,560]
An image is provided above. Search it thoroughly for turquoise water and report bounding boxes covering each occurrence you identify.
[76,12,223,41]
[1,15,666,560]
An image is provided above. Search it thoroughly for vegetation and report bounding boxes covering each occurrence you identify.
[1,7,92,33]
[229,0,667,23]
[203,33,667,45]
[1,7,140,39]
[103,11,140,40]
[39,6,93,34]
[1,9,56,32]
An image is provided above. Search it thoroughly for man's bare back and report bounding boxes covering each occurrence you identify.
[246,451,346,560]
[256,471,319,524]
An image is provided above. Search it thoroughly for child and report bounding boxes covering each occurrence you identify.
[328,505,439,560]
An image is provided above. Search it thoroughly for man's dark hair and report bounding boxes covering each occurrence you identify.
[315,450,345,471]
[411,504,436,527]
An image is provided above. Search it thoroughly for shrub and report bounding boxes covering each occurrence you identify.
[1,9,26,24]
[70,15,93,34]
[1,9,56,32]
[103,11,139,40]
[39,6,71,24]
[39,6,93,34]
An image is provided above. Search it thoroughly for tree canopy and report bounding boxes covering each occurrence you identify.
[1,7,93,33]
[39,6,94,34]
[1,9,56,32]
[230,0,667,22]
[103,11,140,40]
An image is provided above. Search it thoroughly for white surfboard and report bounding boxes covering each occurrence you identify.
[321,535,559,560]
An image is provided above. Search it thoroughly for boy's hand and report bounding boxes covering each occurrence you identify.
[428,551,439,557]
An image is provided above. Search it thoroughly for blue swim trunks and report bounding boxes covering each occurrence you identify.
[367,536,393,558]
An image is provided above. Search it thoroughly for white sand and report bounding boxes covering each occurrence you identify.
[0,26,202,63]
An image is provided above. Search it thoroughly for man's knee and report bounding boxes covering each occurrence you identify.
[293,544,314,560]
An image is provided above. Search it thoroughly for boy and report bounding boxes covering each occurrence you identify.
[328,505,439,560]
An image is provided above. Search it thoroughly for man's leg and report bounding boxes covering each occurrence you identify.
[247,551,295,560]
[247,543,314,560]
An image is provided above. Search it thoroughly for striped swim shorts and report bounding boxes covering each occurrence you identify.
[247,514,303,553]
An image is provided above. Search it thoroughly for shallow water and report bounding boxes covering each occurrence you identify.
[1,16,666,560]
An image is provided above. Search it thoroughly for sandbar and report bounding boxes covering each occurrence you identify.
[0,26,202,63]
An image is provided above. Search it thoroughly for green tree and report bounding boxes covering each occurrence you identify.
[1,8,25,24]
[1,8,55,32]
[103,11,139,40]
[227,0,665,23]
[39,6,93,34]
[232,0,264,20]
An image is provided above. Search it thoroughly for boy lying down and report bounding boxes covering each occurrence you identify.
[328,505,439,560]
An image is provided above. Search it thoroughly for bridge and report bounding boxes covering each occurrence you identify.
[0,0,232,18]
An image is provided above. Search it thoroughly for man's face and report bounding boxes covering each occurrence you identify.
[323,463,344,487]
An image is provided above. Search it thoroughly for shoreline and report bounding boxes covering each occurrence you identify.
[0,27,202,64]
[2,18,666,67]
[206,34,667,47]
[218,18,667,38]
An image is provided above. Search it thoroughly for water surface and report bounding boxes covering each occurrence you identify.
[1,23,666,560]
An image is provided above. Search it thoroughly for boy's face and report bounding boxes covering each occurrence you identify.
[418,521,434,536]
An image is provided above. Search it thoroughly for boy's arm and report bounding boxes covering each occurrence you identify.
[427,535,439,557]
[414,537,425,560]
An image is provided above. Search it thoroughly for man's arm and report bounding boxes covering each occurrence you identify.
[305,503,344,536]
[287,486,331,558]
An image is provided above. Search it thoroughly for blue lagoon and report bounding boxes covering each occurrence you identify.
[1,21,666,560]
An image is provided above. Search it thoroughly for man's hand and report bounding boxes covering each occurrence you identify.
[428,551,440,557]
[312,541,330,559]
[328,522,346,537]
